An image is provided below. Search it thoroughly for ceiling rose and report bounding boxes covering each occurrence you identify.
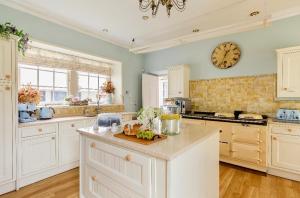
[139,0,187,17]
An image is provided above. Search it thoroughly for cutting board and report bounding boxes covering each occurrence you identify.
[114,133,167,145]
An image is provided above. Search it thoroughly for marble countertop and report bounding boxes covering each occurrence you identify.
[77,124,219,161]
[18,116,97,128]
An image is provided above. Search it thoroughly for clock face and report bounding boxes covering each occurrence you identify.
[211,42,241,69]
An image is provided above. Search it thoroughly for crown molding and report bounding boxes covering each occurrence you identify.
[130,6,300,54]
[0,0,130,49]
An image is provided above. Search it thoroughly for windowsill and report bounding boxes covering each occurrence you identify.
[37,103,124,108]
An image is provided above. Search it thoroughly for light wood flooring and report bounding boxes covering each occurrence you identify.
[1,163,300,198]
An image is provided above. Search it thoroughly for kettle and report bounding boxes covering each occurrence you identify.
[39,107,55,120]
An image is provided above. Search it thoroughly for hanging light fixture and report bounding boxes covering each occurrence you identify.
[139,0,187,17]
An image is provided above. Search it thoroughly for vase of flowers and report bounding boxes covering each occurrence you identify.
[18,85,41,105]
[101,81,115,104]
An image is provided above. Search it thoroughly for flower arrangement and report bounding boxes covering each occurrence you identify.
[101,81,115,94]
[65,95,90,106]
[18,85,41,104]
[0,22,29,54]
[137,107,162,130]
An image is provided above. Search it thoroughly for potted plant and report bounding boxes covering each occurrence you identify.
[101,81,115,104]
[137,107,162,132]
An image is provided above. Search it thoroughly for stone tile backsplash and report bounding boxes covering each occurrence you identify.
[190,74,300,117]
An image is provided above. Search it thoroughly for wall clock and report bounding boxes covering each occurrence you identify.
[211,42,241,69]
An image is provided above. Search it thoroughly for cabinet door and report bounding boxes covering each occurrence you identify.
[278,52,300,98]
[271,134,300,172]
[168,66,182,98]
[232,125,262,145]
[0,39,12,81]
[0,85,13,184]
[59,120,86,165]
[21,134,58,176]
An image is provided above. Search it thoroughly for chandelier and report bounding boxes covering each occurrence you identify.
[139,0,187,17]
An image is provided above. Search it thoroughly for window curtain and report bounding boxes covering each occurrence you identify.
[18,46,112,76]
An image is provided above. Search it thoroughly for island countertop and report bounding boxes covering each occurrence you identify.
[77,124,219,161]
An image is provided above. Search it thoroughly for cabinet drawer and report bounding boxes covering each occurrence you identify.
[85,118,96,127]
[220,142,230,157]
[206,121,231,142]
[83,165,143,198]
[231,143,261,164]
[232,125,263,144]
[271,125,300,136]
[59,120,86,132]
[21,123,57,138]
[86,138,151,197]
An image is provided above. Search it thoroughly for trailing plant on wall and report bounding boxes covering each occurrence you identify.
[0,22,29,54]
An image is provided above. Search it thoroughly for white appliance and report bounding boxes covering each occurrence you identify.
[0,37,17,195]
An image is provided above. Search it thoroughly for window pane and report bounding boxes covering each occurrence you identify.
[99,77,107,87]
[79,89,89,100]
[54,88,67,102]
[89,91,98,102]
[89,76,99,90]
[39,87,53,103]
[55,72,67,88]
[39,70,53,87]
[78,75,88,89]
[20,68,37,86]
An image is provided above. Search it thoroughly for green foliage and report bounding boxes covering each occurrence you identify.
[136,130,155,140]
[0,22,29,54]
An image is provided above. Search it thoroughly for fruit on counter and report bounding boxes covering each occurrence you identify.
[136,130,155,140]
[123,123,142,136]
[160,114,180,120]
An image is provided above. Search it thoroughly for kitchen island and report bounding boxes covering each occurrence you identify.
[77,123,219,198]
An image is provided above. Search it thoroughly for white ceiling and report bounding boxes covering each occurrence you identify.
[2,0,300,53]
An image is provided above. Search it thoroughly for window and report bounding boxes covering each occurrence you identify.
[159,76,168,107]
[19,64,68,104]
[78,72,108,103]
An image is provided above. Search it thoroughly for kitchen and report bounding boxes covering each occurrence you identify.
[1,0,300,198]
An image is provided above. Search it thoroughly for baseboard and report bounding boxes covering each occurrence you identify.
[18,161,79,188]
[220,158,267,172]
[268,167,300,182]
[0,181,16,195]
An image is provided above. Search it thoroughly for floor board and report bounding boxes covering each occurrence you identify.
[1,164,299,198]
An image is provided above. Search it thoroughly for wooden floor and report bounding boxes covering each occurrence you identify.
[1,163,300,198]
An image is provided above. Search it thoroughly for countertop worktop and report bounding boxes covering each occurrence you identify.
[18,116,97,128]
[77,124,219,161]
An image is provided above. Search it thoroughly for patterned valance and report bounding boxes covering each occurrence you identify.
[18,46,111,76]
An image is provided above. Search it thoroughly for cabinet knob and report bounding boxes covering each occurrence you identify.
[288,129,292,132]
[90,142,96,148]
[51,137,55,140]
[71,124,75,127]
[219,130,223,133]
[5,75,10,80]
[272,136,277,141]
[38,128,42,132]
[178,91,182,94]
[5,86,10,91]
[125,154,132,161]
[283,88,288,91]
[91,176,96,181]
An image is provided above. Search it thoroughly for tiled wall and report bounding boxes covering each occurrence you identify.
[50,104,125,118]
[190,74,300,116]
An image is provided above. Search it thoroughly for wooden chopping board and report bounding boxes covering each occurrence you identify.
[114,133,167,145]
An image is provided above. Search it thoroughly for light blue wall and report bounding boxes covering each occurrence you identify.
[0,4,143,111]
[144,15,300,80]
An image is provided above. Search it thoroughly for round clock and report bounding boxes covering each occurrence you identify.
[211,42,241,69]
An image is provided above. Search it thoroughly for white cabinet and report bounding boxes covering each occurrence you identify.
[59,120,86,166]
[21,134,58,176]
[168,65,190,98]
[0,37,17,195]
[277,47,300,98]
[271,134,300,172]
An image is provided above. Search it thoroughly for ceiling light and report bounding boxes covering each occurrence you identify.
[250,11,260,17]
[102,28,109,32]
[139,0,187,17]
[193,29,200,33]
[142,15,149,20]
